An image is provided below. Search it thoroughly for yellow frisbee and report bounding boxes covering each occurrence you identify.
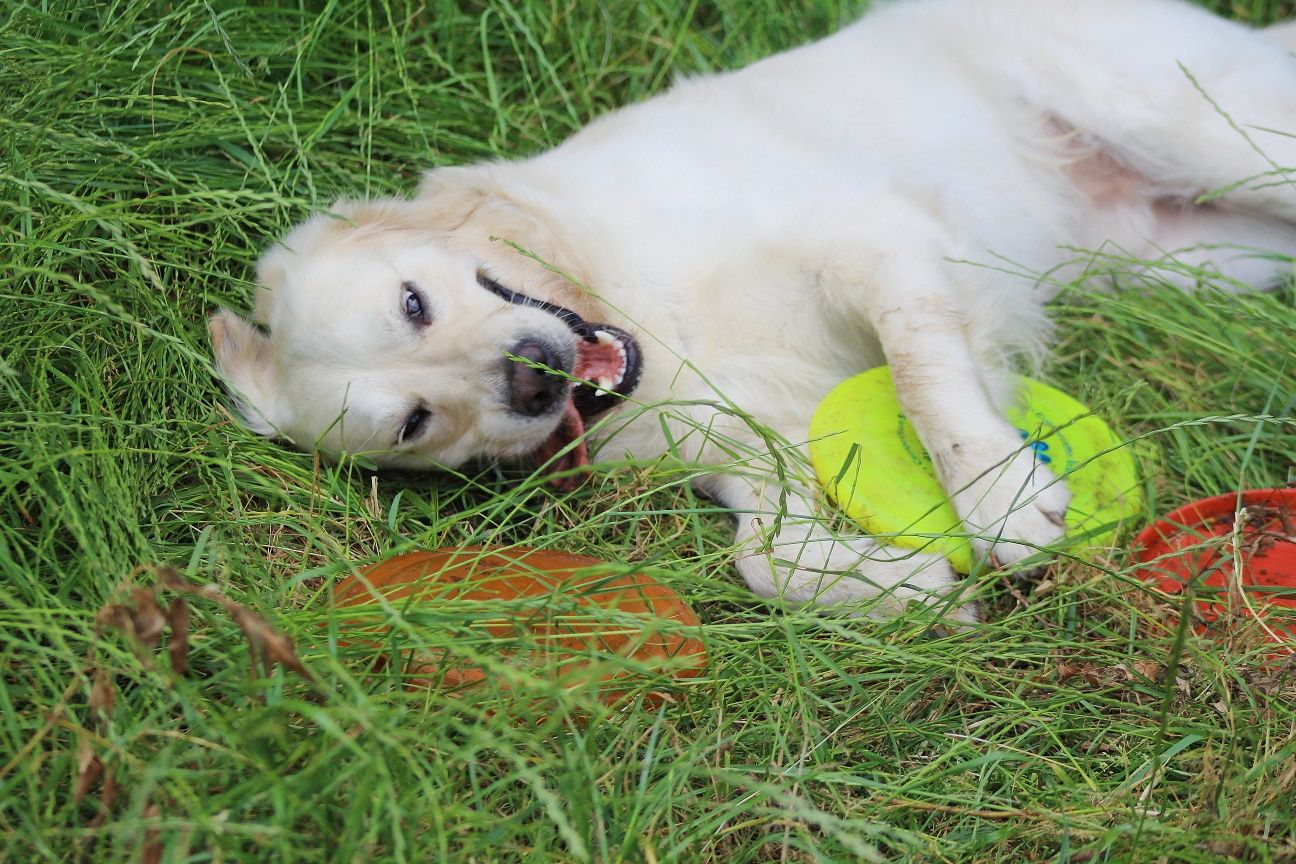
[808,367,1142,573]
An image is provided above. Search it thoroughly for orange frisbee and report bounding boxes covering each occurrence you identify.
[331,546,706,704]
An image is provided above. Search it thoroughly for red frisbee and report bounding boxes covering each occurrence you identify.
[1133,488,1296,651]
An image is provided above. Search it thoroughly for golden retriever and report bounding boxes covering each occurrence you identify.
[211,0,1296,622]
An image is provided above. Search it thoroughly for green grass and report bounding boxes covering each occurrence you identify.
[2,1,1295,861]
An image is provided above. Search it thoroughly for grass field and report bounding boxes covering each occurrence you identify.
[3,1,1296,861]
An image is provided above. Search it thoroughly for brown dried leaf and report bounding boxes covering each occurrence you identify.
[84,767,118,829]
[101,761,118,811]
[1129,661,1162,681]
[1056,662,1102,687]
[97,566,315,705]
[140,802,162,864]
[260,628,313,682]
[95,602,131,634]
[158,567,315,683]
[167,597,189,677]
[96,587,168,669]
[156,567,189,593]
[89,667,115,718]
[73,737,103,803]
[74,569,207,839]
[230,606,315,684]
[128,588,167,650]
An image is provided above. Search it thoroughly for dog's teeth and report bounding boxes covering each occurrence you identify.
[594,330,616,346]
[595,376,615,394]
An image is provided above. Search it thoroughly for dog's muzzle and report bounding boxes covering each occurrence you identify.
[479,273,643,418]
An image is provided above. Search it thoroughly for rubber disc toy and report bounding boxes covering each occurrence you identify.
[808,366,1141,572]
[1132,489,1296,653]
[331,546,706,705]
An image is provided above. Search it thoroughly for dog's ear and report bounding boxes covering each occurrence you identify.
[325,197,429,233]
[208,308,280,437]
[249,203,392,326]
[415,166,493,230]
[252,243,291,326]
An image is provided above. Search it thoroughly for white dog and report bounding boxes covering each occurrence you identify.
[211,0,1296,622]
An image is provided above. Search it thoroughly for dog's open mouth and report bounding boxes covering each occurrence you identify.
[535,321,642,484]
[479,274,642,485]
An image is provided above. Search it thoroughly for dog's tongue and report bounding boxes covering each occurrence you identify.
[532,333,631,489]
[534,398,589,490]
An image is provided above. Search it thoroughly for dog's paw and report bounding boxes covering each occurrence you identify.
[822,541,981,624]
[740,533,979,624]
[946,438,1071,569]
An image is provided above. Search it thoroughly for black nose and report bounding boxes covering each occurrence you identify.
[506,339,568,416]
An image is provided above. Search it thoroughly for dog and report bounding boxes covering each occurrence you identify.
[210,0,1296,623]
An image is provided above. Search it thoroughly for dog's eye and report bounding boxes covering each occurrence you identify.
[398,406,431,444]
[402,281,430,325]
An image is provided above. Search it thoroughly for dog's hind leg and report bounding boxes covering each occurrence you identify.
[959,0,1296,223]
[1136,203,1296,291]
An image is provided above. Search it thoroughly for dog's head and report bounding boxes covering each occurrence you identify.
[209,195,642,479]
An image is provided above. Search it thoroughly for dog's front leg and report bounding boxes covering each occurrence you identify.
[849,248,1072,568]
[699,471,979,623]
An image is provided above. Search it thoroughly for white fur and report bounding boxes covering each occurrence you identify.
[212,0,1296,624]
